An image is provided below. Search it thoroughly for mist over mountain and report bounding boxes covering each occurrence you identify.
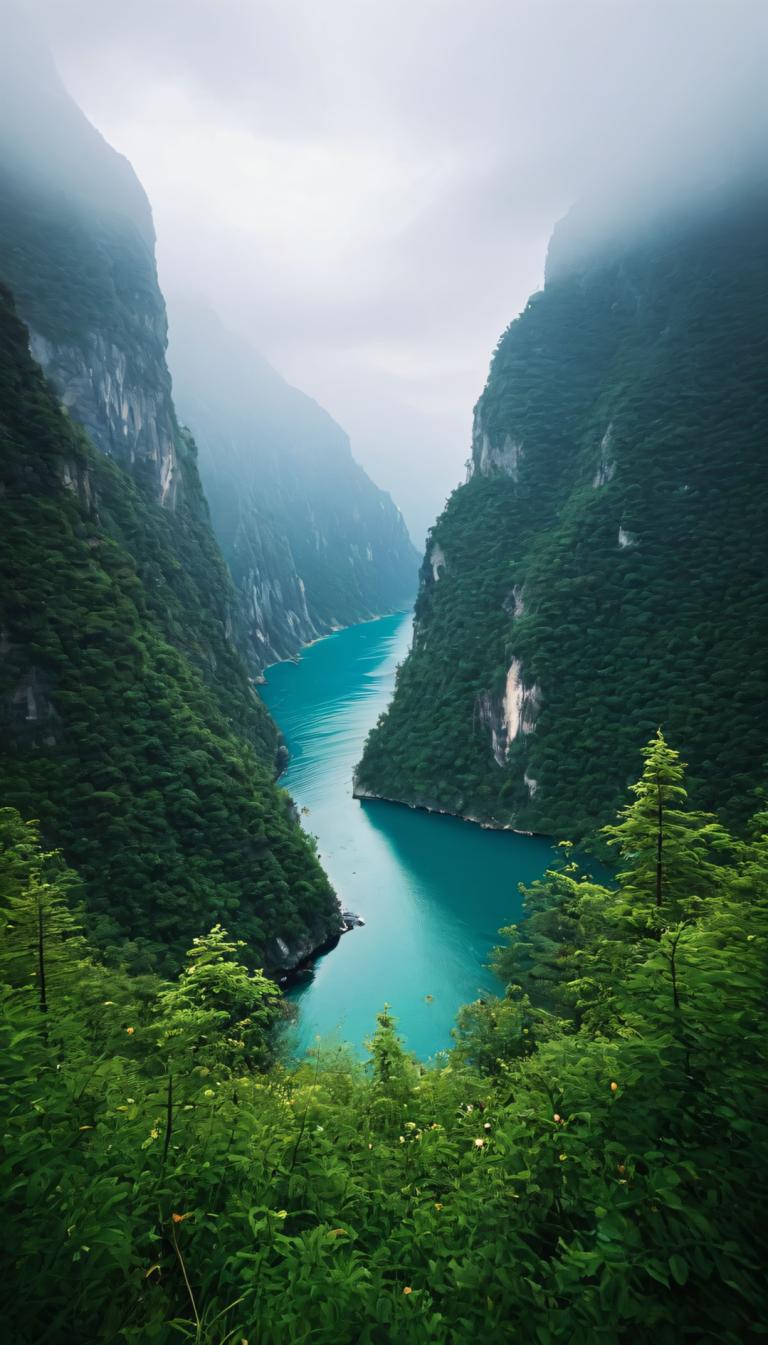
[167,301,417,666]
[24,0,768,539]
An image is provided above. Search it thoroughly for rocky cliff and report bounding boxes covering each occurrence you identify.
[168,303,418,666]
[357,183,768,837]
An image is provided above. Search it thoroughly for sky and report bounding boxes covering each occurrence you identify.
[24,0,768,544]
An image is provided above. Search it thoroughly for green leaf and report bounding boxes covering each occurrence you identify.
[669,1255,689,1286]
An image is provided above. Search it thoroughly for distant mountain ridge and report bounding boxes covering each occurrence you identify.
[168,303,417,667]
[357,183,768,838]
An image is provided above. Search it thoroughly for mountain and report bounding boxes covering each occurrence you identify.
[167,303,418,667]
[356,183,768,839]
[0,10,341,970]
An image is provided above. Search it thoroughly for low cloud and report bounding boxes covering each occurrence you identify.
[20,0,768,540]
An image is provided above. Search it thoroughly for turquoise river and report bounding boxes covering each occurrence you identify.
[261,610,555,1060]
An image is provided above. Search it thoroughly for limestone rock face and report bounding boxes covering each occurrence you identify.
[29,328,179,506]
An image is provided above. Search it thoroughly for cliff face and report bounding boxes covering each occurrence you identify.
[0,16,342,970]
[168,304,418,666]
[357,185,768,837]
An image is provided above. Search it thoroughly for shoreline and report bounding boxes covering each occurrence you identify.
[352,784,540,838]
[259,603,415,684]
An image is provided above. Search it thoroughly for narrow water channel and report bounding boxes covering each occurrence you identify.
[261,611,555,1060]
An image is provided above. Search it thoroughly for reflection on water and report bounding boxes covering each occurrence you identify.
[261,611,555,1059]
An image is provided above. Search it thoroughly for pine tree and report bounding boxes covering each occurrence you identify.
[602,730,732,929]
[367,1004,416,1099]
[155,923,280,1074]
[0,808,87,1016]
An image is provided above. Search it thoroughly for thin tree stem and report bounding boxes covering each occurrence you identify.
[37,893,48,1014]
[171,1219,201,1339]
[162,1073,173,1168]
[656,777,664,909]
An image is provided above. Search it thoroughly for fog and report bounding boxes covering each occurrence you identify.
[16,1,768,541]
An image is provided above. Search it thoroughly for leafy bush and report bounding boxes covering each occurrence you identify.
[1,736,766,1343]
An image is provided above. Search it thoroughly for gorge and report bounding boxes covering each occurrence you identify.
[2,5,767,1342]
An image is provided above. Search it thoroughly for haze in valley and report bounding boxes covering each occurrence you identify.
[20,0,768,542]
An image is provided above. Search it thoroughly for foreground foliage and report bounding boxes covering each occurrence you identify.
[2,735,766,1343]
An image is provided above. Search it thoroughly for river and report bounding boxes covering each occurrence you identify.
[261,610,555,1060]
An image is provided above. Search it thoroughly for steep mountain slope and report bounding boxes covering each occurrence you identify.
[0,13,341,970]
[0,288,340,971]
[168,303,418,666]
[357,185,768,837]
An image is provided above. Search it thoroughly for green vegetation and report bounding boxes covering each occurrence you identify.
[358,187,768,838]
[0,163,158,352]
[0,286,338,971]
[2,733,766,1343]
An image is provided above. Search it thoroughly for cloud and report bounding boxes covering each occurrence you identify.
[21,0,768,539]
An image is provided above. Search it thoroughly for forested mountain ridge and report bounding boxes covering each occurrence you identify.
[357,184,768,838]
[0,14,343,970]
[168,304,417,667]
[0,285,340,972]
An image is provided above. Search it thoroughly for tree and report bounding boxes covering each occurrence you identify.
[0,808,87,1016]
[155,923,280,1074]
[602,730,732,929]
[366,1004,417,1100]
[491,841,610,1021]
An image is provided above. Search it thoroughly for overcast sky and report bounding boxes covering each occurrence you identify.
[25,0,768,542]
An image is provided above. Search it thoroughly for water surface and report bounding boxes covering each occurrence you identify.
[261,611,555,1059]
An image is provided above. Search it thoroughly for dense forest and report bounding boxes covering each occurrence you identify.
[2,733,766,1343]
[0,287,339,973]
[357,185,768,840]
